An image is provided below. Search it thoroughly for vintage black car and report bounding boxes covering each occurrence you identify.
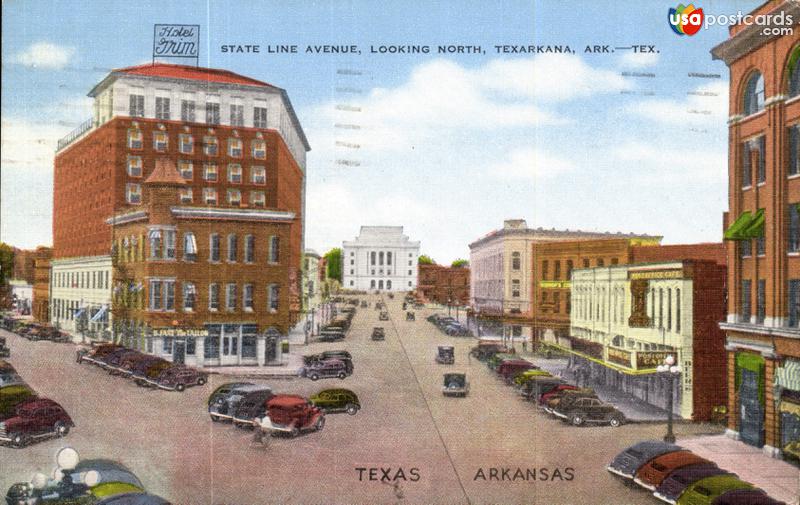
[207,381,255,407]
[442,373,469,397]
[318,329,345,342]
[303,351,354,375]
[150,365,207,392]
[406,311,415,321]
[435,346,455,365]
[309,388,361,415]
[0,372,25,388]
[0,337,9,359]
[231,386,275,427]
[607,440,682,480]
[551,396,625,427]
[301,359,349,381]
[379,311,389,321]
[371,327,385,341]
[209,384,268,422]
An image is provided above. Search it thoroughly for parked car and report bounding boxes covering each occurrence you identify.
[309,388,361,415]
[673,475,754,505]
[371,327,385,341]
[361,301,368,308]
[0,384,36,421]
[413,303,424,309]
[209,384,270,422]
[487,353,518,371]
[0,339,9,358]
[122,354,167,379]
[318,329,345,342]
[518,377,566,402]
[207,381,255,407]
[0,360,15,375]
[442,372,469,397]
[513,369,553,387]
[551,396,625,427]
[231,387,275,427]
[150,365,207,392]
[607,440,683,480]
[654,466,736,504]
[543,388,596,413]
[444,323,468,336]
[0,398,74,447]
[406,311,416,321]
[77,343,124,366]
[633,450,715,490]
[0,372,25,388]
[470,340,513,361]
[436,346,455,365]
[712,488,786,505]
[536,384,579,405]
[301,359,349,381]
[255,394,325,437]
[496,359,536,383]
[379,311,389,321]
[132,360,173,387]
[99,348,143,374]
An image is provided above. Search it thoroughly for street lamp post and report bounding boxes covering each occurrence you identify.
[657,355,681,444]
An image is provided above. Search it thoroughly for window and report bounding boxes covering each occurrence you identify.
[244,235,255,263]
[227,234,238,262]
[243,284,254,311]
[597,258,605,267]
[203,187,217,205]
[611,257,619,265]
[155,96,170,120]
[252,140,266,159]
[181,99,195,122]
[511,279,520,298]
[127,129,143,149]
[667,288,672,331]
[512,252,521,270]
[789,279,800,327]
[566,260,573,279]
[226,283,237,311]
[209,233,220,262]
[228,138,243,157]
[250,191,266,207]
[789,203,800,253]
[268,284,279,311]
[203,163,218,181]
[756,279,766,324]
[242,326,258,358]
[553,292,561,313]
[164,230,176,259]
[163,280,175,311]
[206,101,220,125]
[126,183,142,204]
[789,47,800,97]
[371,251,376,265]
[204,325,220,357]
[179,134,193,154]
[583,258,590,268]
[254,106,268,128]
[541,260,548,280]
[129,93,144,117]
[149,280,162,310]
[183,232,197,261]
[186,338,196,355]
[178,160,193,180]
[756,235,766,256]
[228,164,242,183]
[675,289,681,333]
[741,279,752,323]
[230,103,244,126]
[379,251,384,265]
[209,284,220,311]
[203,136,218,156]
[227,189,242,206]
[269,236,280,263]
[658,288,664,328]
[153,131,168,152]
[743,71,765,116]
[566,293,571,314]
[790,125,800,177]
[251,166,266,184]
[741,239,752,257]
[554,261,561,280]
[127,156,142,177]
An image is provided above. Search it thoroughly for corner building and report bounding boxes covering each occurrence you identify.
[51,63,309,366]
[712,0,800,458]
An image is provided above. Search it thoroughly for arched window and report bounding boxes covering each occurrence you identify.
[387,280,392,290]
[743,71,765,116]
[379,251,384,266]
[788,46,800,97]
[370,251,376,265]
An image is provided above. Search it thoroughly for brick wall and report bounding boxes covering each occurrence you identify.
[632,243,726,266]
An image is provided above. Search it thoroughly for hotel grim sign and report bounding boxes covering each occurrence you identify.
[153,24,200,63]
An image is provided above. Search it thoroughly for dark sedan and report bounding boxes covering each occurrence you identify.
[607,440,683,480]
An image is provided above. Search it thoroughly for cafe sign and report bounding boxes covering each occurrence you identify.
[606,347,632,367]
[637,351,673,369]
[629,269,684,281]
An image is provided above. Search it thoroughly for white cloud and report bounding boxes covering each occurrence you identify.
[490,147,574,181]
[610,140,726,184]
[624,80,729,125]
[618,51,660,68]
[14,42,76,70]
[1,118,69,167]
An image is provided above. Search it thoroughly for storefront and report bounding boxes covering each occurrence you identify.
[735,352,766,448]
[147,324,283,367]
[776,359,800,462]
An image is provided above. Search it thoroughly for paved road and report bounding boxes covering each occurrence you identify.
[0,294,723,504]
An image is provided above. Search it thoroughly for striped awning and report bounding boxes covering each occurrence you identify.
[779,400,800,417]
[776,359,800,392]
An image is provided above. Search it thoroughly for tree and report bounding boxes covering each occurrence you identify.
[451,259,469,268]
[323,248,342,282]
[418,255,435,265]
[0,243,15,309]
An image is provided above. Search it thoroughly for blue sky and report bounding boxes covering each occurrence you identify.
[1,1,763,263]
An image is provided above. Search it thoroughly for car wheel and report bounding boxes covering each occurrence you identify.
[175,383,186,392]
[609,416,623,428]
[54,421,70,437]
[345,404,358,415]
[337,371,346,380]
[197,377,207,386]
[570,413,585,426]
[309,373,319,381]
[11,433,28,448]
[291,427,300,438]
[315,417,325,431]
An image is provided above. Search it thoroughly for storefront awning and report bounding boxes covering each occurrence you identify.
[779,399,800,417]
[776,359,800,391]
[741,208,765,239]
[724,211,753,241]
[544,342,658,376]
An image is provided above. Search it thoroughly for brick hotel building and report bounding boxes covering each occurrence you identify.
[50,63,309,367]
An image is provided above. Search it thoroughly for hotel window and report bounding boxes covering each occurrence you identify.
[250,191,266,208]
[226,283,237,311]
[164,280,175,311]
[658,289,663,328]
[178,160,193,180]
[742,71,764,116]
[756,235,766,256]
[252,139,266,159]
[243,284,254,311]
[227,189,242,206]
[181,98,195,122]
[209,283,220,311]
[667,288,672,330]
[163,230,176,259]
[155,95,171,120]
[203,136,218,156]
[126,183,142,204]
[251,166,266,184]
[379,252,384,266]
[554,261,561,280]
[179,134,194,154]
[254,106,268,128]
[741,239,752,257]
[745,136,766,184]
[129,92,144,117]
[209,233,220,262]
[230,102,244,127]
[183,232,197,261]
[127,129,142,149]
[790,125,800,177]
[741,279,752,323]
[511,279,520,298]
[512,252,521,270]
[228,234,238,262]
[228,164,243,183]
[203,163,218,181]
[268,284,279,311]
[756,279,766,324]
[206,100,220,125]
[203,188,217,205]
[127,156,142,177]
[269,236,280,263]
[789,280,800,327]
[541,260,548,280]
[153,131,168,152]
[789,203,800,253]
[149,280,162,310]
[244,235,255,263]
[566,293,571,314]
[228,138,243,158]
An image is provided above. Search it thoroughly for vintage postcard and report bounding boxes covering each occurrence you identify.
[1,1,799,504]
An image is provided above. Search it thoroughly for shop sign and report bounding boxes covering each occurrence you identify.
[636,351,672,369]
[152,327,208,338]
[606,347,632,367]
[629,269,683,281]
[539,280,571,289]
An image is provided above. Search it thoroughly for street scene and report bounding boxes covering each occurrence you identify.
[2,1,800,504]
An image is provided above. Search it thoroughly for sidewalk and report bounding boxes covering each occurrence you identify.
[679,434,799,505]
[199,352,303,379]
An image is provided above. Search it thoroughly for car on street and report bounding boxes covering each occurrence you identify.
[371,327,385,341]
[436,346,455,365]
[673,475,754,505]
[487,353,518,371]
[0,384,36,421]
[301,359,349,381]
[518,377,566,402]
[0,398,74,447]
[607,440,683,480]
[231,387,275,427]
[0,337,9,358]
[444,323,468,336]
[0,372,25,388]
[712,488,787,505]
[406,311,415,321]
[209,384,271,422]
[442,372,469,397]
[150,365,207,392]
[77,343,124,366]
[132,360,173,387]
[379,311,389,321]
[496,359,536,383]
[654,466,736,504]
[543,388,596,413]
[470,340,513,361]
[309,388,361,415]
[536,384,579,405]
[99,348,143,374]
[551,396,625,427]
[255,394,325,437]
[304,351,354,374]
[361,301,368,308]
[513,369,553,387]
[207,381,255,407]
[121,354,167,379]
[318,329,345,342]
[633,450,715,490]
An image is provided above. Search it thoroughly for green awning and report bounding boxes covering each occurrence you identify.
[724,211,753,240]
[741,209,765,239]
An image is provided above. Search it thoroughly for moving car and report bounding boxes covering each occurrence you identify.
[442,372,469,397]
[0,398,74,447]
[207,381,255,407]
[231,387,275,427]
[470,340,513,361]
[371,327,385,341]
[255,394,325,437]
[309,388,361,415]
[551,396,625,427]
[301,359,349,381]
[444,323,468,336]
[304,351,354,375]
[633,450,715,490]
[379,311,389,321]
[607,440,683,480]
[209,384,271,422]
[654,466,736,504]
[436,346,455,365]
[673,475,754,505]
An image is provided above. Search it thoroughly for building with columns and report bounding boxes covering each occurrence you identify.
[712,0,800,459]
[341,226,420,292]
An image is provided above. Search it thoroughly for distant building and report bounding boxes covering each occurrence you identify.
[418,264,470,305]
[342,226,420,292]
[9,280,32,316]
[303,249,322,309]
[32,246,53,323]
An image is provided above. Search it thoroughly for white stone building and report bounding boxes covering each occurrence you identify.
[303,249,322,309]
[50,257,113,339]
[342,226,420,292]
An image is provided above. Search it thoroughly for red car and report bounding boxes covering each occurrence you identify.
[633,450,716,490]
[538,384,580,406]
[0,398,74,447]
[255,394,325,437]
[496,359,536,383]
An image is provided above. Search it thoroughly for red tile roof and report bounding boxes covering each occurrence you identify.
[112,63,275,88]
[145,159,187,186]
